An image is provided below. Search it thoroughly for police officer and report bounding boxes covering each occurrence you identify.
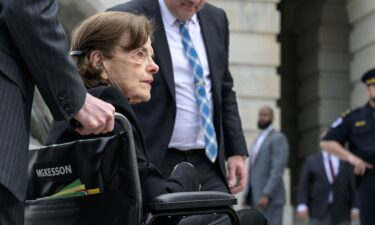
[320,68,375,225]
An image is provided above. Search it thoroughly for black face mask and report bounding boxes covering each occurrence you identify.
[257,121,271,130]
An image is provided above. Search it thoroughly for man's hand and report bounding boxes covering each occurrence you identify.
[74,93,115,135]
[227,155,248,194]
[257,196,269,209]
[241,200,249,208]
[297,209,309,220]
[350,210,360,220]
[321,141,373,176]
[347,154,373,176]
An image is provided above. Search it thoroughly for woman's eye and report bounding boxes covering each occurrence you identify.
[135,51,146,59]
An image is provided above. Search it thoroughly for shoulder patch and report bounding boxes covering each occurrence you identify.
[355,120,366,127]
[331,117,343,128]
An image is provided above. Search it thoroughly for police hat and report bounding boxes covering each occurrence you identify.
[361,68,375,85]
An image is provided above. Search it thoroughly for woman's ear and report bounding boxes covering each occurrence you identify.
[89,50,104,69]
[89,50,108,79]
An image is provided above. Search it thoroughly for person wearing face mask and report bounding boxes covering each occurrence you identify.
[243,106,289,225]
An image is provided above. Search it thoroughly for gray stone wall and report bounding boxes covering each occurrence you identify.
[279,0,351,217]
[210,0,281,151]
[59,0,98,33]
[294,0,350,157]
[347,0,375,108]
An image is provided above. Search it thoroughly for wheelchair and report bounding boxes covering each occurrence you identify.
[25,113,240,225]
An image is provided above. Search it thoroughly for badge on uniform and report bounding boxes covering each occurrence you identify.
[331,117,343,128]
[355,120,366,127]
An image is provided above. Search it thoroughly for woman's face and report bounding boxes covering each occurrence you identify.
[102,35,159,104]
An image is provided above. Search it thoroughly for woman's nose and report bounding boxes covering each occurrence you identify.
[148,59,159,74]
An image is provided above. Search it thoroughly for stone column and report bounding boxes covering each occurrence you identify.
[286,1,350,223]
[295,0,350,157]
[347,0,375,107]
[212,0,281,144]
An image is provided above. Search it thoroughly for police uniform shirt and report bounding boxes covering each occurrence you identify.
[323,103,375,164]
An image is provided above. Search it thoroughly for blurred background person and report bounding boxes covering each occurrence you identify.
[321,69,375,225]
[297,130,359,225]
[244,106,289,225]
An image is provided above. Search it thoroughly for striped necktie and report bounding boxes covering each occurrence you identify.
[178,21,218,162]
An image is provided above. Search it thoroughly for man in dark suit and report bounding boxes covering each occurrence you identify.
[0,0,116,224]
[297,150,359,225]
[110,0,247,196]
[109,1,267,224]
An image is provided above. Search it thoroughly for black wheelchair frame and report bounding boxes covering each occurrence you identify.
[25,113,239,225]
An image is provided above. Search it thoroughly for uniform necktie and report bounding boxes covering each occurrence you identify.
[328,154,336,182]
[178,21,218,162]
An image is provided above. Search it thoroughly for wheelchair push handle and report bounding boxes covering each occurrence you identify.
[114,112,132,132]
[69,113,130,131]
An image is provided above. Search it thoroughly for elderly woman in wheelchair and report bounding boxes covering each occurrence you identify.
[45,11,201,207]
[27,11,264,225]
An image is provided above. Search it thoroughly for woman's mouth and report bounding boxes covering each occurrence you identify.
[142,80,153,85]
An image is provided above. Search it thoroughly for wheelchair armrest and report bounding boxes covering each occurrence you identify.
[146,192,240,225]
[148,191,237,212]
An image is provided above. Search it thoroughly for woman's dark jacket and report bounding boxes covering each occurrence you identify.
[45,86,200,210]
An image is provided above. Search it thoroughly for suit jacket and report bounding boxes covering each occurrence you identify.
[297,152,357,223]
[0,0,86,200]
[246,129,289,206]
[109,0,248,183]
[46,86,200,212]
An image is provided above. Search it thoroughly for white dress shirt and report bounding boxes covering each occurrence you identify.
[322,151,339,203]
[158,0,213,150]
[250,125,273,164]
[322,151,339,185]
